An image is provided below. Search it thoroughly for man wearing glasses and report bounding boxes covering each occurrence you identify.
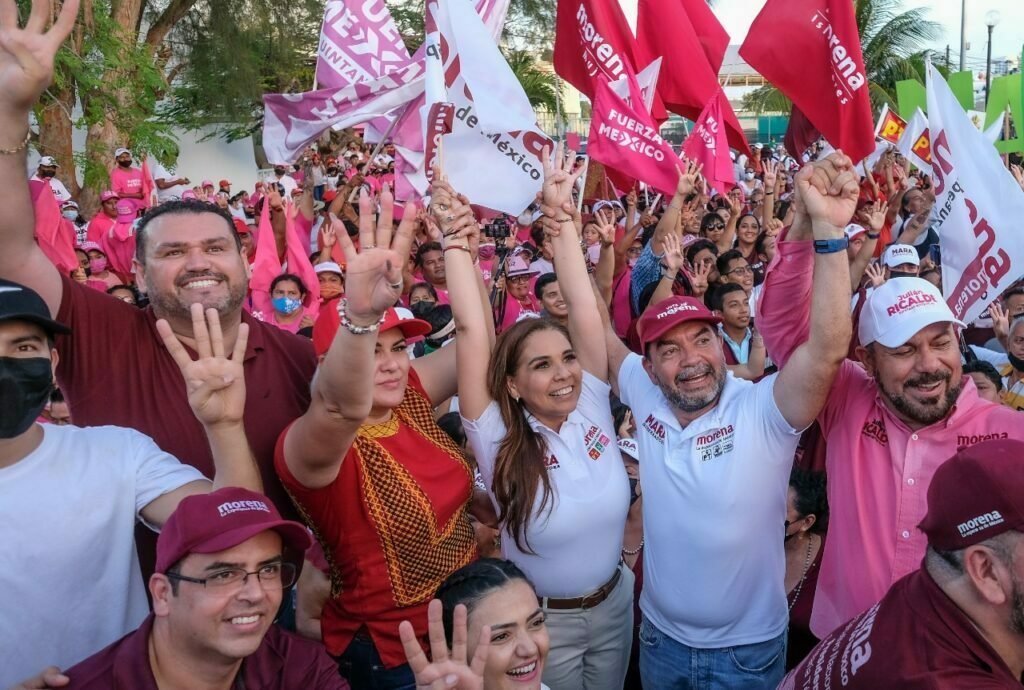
[26,489,345,689]
[717,249,762,318]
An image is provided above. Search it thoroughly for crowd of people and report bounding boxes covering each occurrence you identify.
[4,2,1024,689]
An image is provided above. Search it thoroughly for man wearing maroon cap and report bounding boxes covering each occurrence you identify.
[0,1,316,584]
[600,153,857,688]
[29,488,346,689]
[781,439,1024,688]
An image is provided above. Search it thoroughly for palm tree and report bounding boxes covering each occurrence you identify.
[503,49,560,113]
[742,0,941,114]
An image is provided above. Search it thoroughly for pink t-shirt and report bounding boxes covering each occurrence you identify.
[759,240,1024,638]
[109,167,146,212]
[496,295,540,333]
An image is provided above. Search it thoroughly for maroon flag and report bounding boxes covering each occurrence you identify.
[678,0,729,73]
[636,0,748,154]
[683,92,736,196]
[784,105,820,162]
[423,102,454,184]
[554,0,642,100]
[741,0,875,163]
[588,73,681,195]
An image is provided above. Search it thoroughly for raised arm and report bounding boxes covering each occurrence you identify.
[283,189,412,489]
[425,179,491,419]
[142,305,260,526]
[848,201,883,291]
[0,0,80,315]
[773,152,856,430]
[758,160,779,230]
[650,160,702,256]
[543,145,606,379]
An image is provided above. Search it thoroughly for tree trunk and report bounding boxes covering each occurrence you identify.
[37,86,80,199]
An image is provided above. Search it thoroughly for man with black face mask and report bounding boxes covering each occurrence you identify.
[274,162,299,197]
[0,278,264,687]
[30,155,71,202]
[881,243,920,280]
[110,147,147,213]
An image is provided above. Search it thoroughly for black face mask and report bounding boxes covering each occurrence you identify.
[274,168,287,176]
[117,159,132,168]
[39,169,56,179]
[1009,351,1024,373]
[628,478,641,506]
[0,357,54,438]
[888,270,918,280]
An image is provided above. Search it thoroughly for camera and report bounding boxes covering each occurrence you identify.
[484,216,511,239]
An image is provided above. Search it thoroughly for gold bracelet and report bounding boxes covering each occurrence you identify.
[0,129,31,156]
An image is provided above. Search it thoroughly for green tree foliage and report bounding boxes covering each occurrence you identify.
[742,0,942,115]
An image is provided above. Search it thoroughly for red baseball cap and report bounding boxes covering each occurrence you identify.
[636,296,721,353]
[219,179,231,188]
[312,303,432,357]
[232,217,251,236]
[918,440,1024,551]
[155,487,311,573]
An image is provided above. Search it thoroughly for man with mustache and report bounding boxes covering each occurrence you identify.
[759,167,1024,641]
[0,0,316,577]
[600,152,856,689]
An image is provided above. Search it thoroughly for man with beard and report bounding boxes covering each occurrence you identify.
[0,0,316,578]
[110,147,148,213]
[600,152,856,689]
[759,176,1024,639]
[780,440,1024,689]
[30,155,70,202]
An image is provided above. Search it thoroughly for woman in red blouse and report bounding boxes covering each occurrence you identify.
[274,189,479,689]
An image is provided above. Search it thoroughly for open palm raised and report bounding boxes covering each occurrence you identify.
[0,0,79,116]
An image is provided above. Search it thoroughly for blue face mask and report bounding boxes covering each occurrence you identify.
[272,296,303,315]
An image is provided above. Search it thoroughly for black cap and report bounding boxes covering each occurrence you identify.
[0,279,71,336]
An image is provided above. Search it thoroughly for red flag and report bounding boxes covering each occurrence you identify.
[588,74,681,195]
[636,0,748,154]
[683,92,736,196]
[740,0,875,163]
[140,159,155,208]
[565,132,581,151]
[678,0,729,73]
[784,105,820,162]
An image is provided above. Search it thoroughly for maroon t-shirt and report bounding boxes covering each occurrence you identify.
[780,568,1021,689]
[54,275,317,570]
[64,614,347,689]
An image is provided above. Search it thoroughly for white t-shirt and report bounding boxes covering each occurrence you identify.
[32,174,72,203]
[0,424,205,685]
[276,174,299,197]
[618,354,801,648]
[463,372,629,598]
[530,257,555,276]
[150,161,189,202]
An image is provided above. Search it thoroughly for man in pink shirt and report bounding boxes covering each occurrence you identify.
[109,147,146,214]
[760,218,1024,639]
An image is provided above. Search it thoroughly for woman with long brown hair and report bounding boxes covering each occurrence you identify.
[436,152,632,690]
[274,188,479,689]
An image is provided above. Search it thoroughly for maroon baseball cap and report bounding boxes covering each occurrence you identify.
[155,488,311,573]
[918,440,1024,551]
[637,296,722,352]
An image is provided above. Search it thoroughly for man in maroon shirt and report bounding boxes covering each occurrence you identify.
[781,439,1024,689]
[0,0,316,574]
[13,488,347,690]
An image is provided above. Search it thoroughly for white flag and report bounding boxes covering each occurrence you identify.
[609,58,662,114]
[896,108,931,173]
[926,63,1024,326]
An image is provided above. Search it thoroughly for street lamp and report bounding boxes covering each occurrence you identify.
[985,10,1000,105]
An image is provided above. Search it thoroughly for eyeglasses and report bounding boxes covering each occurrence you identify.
[726,265,754,276]
[167,562,296,591]
[507,274,531,284]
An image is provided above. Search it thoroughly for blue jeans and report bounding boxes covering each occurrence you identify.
[336,632,416,690]
[638,616,787,690]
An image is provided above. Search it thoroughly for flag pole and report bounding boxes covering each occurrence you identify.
[348,114,403,203]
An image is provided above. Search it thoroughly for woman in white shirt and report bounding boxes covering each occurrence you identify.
[436,151,631,690]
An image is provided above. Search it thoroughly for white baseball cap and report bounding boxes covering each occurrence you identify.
[38,156,59,167]
[844,224,866,240]
[314,262,343,276]
[858,278,963,348]
[114,147,132,158]
[882,244,920,269]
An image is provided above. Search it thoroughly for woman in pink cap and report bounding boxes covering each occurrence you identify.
[78,240,125,290]
[85,190,120,244]
[438,147,632,690]
[273,189,478,689]
[98,199,138,275]
[495,249,541,334]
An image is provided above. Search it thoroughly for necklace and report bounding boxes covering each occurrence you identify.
[622,537,644,556]
[788,534,815,613]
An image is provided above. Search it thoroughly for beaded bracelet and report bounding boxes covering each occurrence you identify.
[336,299,385,336]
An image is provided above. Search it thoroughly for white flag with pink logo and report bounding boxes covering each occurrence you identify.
[314,0,412,89]
[926,62,1024,326]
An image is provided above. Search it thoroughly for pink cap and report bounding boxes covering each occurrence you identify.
[115,201,136,222]
[506,252,539,278]
[637,296,722,352]
[181,189,197,200]
[100,190,120,202]
[201,180,214,188]
[79,241,103,253]
[155,487,311,573]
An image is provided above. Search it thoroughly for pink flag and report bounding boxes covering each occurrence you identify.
[683,92,736,196]
[140,159,156,207]
[262,62,425,165]
[29,180,77,273]
[249,202,321,320]
[588,75,681,195]
[565,132,581,152]
[315,0,412,89]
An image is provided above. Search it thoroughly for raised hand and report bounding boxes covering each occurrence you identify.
[864,200,885,233]
[400,599,489,690]
[335,186,413,323]
[625,189,638,208]
[321,224,337,249]
[795,151,860,230]
[594,208,616,246]
[686,256,712,297]
[541,143,585,208]
[990,301,1010,345]
[765,217,784,237]
[864,262,886,288]
[0,0,79,117]
[429,170,477,243]
[157,304,249,429]
[675,158,703,198]
[1011,164,1024,193]
[763,159,779,191]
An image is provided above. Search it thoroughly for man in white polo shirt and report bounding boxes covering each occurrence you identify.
[601,153,858,688]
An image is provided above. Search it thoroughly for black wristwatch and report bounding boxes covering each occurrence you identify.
[813,237,849,254]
